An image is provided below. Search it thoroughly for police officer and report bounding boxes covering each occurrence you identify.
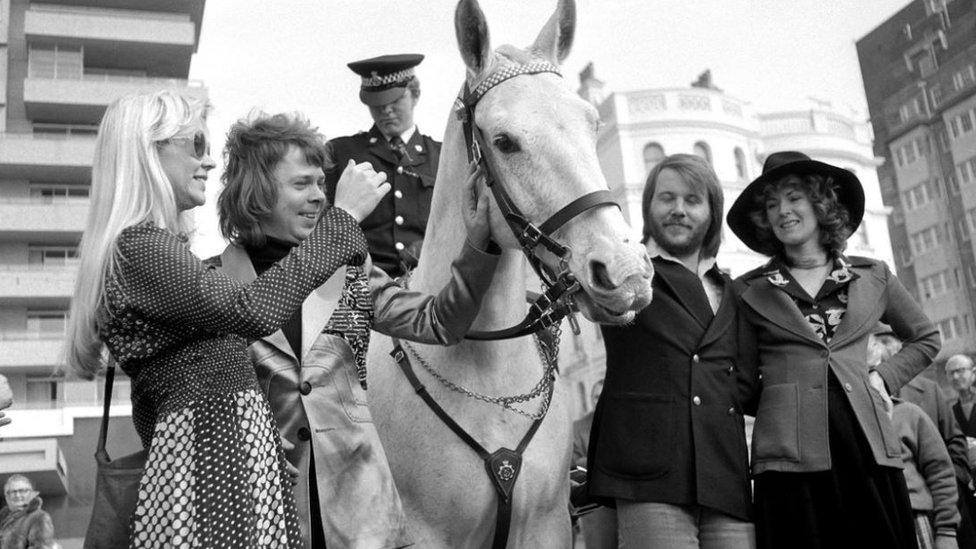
[325,53,440,278]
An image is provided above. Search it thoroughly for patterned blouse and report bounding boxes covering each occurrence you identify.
[762,255,859,343]
[97,208,366,446]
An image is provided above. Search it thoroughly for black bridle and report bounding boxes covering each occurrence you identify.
[456,61,619,340]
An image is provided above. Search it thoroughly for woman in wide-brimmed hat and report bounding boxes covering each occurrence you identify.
[729,151,942,549]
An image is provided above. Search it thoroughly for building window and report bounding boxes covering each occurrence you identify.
[734,147,748,179]
[953,66,976,91]
[26,310,68,335]
[642,142,665,173]
[930,85,944,108]
[33,123,99,136]
[957,159,975,185]
[947,174,960,194]
[920,271,949,299]
[904,142,918,164]
[937,128,950,151]
[960,111,975,134]
[26,378,61,407]
[28,44,82,80]
[28,245,79,266]
[28,183,90,202]
[910,225,943,255]
[693,141,712,165]
[939,318,957,340]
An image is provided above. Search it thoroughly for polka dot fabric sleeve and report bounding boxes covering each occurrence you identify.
[113,207,366,339]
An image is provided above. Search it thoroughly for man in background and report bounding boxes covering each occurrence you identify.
[325,53,440,277]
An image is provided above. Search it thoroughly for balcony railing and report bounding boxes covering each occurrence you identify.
[28,72,204,89]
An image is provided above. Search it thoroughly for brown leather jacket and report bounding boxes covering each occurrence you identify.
[213,241,498,549]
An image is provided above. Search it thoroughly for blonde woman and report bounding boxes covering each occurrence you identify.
[63,90,388,547]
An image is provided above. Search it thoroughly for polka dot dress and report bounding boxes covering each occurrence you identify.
[98,207,366,548]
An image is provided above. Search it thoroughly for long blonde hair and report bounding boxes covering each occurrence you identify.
[63,91,206,379]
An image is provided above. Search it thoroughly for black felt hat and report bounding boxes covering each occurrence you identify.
[347,53,424,107]
[726,151,865,254]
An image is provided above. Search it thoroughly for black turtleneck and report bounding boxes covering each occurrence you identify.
[245,236,302,359]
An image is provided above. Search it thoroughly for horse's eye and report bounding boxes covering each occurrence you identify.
[492,134,520,154]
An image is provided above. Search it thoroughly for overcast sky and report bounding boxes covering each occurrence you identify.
[187,0,909,255]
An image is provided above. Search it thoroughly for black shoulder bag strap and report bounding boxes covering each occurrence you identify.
[95,361,116,463]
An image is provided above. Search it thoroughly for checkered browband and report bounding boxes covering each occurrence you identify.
[467,61,561,106]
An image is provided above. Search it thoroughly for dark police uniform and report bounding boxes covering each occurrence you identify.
[325,126,440,277]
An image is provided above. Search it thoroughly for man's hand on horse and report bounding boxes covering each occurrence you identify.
[462,161,492,252]
[333,159,391,222]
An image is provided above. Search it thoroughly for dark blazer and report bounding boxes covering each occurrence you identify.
[952,398,976,438]
[325,125,441,277]
[738,256,941,475]
[588,257,758,521]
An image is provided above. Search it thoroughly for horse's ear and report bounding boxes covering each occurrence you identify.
[455,0,492,79]
[531,0,575,65]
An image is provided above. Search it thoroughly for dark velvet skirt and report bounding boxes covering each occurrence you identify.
[754,374,918,549]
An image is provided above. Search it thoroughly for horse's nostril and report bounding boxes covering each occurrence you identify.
[590,261,616,291]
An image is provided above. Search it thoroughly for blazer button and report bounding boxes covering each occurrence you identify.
[727,366,734,375]
[300,381,312,395]
[297,427,311,441]
[692,354,700,363]
[395,215,404,225]
[395,242,405,251]
[396,166,404,174]
[728,406,736,415]
[692,396,702,406]
[394,190,403,199]
[844,383,853,392]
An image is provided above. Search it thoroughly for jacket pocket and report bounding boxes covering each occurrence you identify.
[594,392,675,479]
[752,383,800,462]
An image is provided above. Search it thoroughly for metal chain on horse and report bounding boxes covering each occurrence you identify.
[399,329,557,420]
[455,61,620,341]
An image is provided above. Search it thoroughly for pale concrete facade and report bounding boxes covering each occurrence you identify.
[0,1,206,544]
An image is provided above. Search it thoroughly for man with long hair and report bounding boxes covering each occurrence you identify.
[588,154,758,548]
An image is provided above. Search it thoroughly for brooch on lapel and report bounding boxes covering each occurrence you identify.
[766,270,789,287]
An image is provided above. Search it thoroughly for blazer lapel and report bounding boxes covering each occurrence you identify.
[826,262,883,349]
[741,280,825,347]
[217,244,297,362]
[652,259,712,330]
[300,268,346,361]
[698,273,735,348]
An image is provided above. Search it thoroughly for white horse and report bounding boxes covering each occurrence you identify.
[367,0,654,546]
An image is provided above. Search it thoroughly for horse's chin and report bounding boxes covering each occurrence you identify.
[575,294,639,325]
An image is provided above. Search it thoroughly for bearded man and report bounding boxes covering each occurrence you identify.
[587,154,759,548]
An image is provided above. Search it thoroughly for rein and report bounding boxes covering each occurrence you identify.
[455,61,619,340]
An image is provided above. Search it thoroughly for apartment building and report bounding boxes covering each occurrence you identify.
[0,0,205,543]
[857,0,976,360]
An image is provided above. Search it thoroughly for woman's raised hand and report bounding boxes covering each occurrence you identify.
[462,161,491,250]
[333,160,390,222]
